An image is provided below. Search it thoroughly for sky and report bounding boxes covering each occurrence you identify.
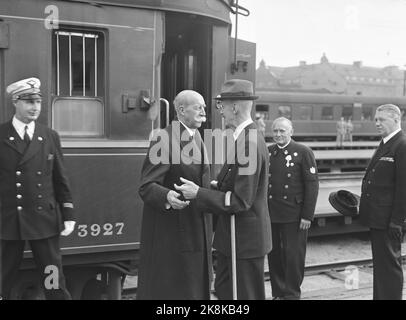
[232,0,406,68]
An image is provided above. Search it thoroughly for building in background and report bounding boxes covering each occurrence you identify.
[256,54,404,96]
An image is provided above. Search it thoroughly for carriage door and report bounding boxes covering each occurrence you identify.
[0,21,8,123]
[161,13,212,130]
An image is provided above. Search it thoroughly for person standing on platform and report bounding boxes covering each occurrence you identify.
[176,79,272,300]
[267,117,319,300]
[137,90,212,300]
[0,77,75,300]
[359,104,406,300]
[336,117,346,148]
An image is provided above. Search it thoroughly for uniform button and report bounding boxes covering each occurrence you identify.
[37,171,42,176]
[269,184,272,188]
[17,206,23,211]
[372,169,375,172]
[269,195,273,199]
[37,194,43,199]
[284,185,289,189]
[16,171,21,176]
[16,194,22,199]
[368,181,371,184]
[269,173,271,178]
[37,206,43,211]
[366,194,370,197]
[287,173,291,178]
[16,183,22,188]
[283,195,287,200]
[37,183,42,188]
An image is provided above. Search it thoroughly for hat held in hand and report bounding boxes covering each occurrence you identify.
[328,190,360,217]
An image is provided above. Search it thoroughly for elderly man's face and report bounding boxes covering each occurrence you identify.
[272,120,293,146]
[181,94,206,129]
[374,111,398,138]
[14,98,42,123]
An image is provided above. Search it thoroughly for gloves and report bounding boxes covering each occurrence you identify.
[388,222,403,242]
[61,221,76,236]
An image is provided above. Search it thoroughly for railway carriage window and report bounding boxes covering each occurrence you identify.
[255,104,270,120]
[361,106,373,121]
[321,106,333,120]
[342,106,353,120]
[278,105,292,119]
[52,29,105,137]
[298,106,312,120]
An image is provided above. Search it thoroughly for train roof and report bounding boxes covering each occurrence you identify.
[58,0,233,24]
[256,91,406,105]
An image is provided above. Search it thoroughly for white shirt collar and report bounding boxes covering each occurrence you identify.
[277,139,291,149]
[179,120,196,137]
[12,116,35,140]
[383,128,401,144]
[233,118,253,141]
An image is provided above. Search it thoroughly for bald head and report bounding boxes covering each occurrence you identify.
[174,90,206,129]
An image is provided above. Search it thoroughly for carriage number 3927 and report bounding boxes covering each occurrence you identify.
[77,223,125,237]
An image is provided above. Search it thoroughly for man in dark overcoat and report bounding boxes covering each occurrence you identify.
[267,117,319,300]
[0,77,75,299]
[176,79,272,300]
[359,104,406,300]
[137,90,212,300]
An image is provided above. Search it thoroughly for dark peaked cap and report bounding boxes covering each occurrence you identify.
[214,79,259,101]
[328,190,360,217]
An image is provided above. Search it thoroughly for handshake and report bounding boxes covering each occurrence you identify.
[165,178,218,210]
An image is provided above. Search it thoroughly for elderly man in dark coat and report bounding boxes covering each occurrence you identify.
[137,90,212,300]
[359,104,406,300]
[0,77,75,300]
[176,79,272,300]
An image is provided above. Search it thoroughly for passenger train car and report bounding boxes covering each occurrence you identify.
[255,91,406,141]
[0,0,256,299]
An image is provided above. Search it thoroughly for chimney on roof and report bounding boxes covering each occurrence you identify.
[353,61,362,68]
[299,61,306,66]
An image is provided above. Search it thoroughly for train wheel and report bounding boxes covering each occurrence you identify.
[80,278,106,300]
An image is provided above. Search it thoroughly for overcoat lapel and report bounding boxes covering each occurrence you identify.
[3,122,24,154]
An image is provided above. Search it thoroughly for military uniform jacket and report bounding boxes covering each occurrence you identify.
[137,121,213,300]
[359,131,406,229]
[268,139,319,223]
[196,123,272,259]
[0,121,74,240]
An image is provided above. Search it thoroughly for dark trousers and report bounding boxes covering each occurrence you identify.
[1,236,71,300]
[268,222,307,300]
[370,228,403,300]
[215,251,266,300]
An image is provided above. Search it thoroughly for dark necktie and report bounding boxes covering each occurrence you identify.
[23,125,31,150]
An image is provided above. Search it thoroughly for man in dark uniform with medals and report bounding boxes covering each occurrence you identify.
[267,117,319,300]
[0,77,75,299]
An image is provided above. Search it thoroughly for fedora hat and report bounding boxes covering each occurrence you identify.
[328,190,360,217]
[214,79,259,101]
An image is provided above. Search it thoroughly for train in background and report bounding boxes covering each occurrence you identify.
[0,0,256,299]
[254,91,406,141]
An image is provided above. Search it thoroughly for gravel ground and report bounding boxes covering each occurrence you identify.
[305,233,406,265]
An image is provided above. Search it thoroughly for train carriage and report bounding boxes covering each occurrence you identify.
[255,91,406,141]
[0,0,256,299]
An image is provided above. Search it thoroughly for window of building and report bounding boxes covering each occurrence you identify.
[278,105,292,119]
[361,106,373,121]
[255,104,270,120]
[52,29,105,137]
[321,106,333,120]
[298,106,312,120]
[342,106,354,119]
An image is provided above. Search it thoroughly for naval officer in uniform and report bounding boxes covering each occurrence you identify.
[267,117,319,300]
[0,77,75,299]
